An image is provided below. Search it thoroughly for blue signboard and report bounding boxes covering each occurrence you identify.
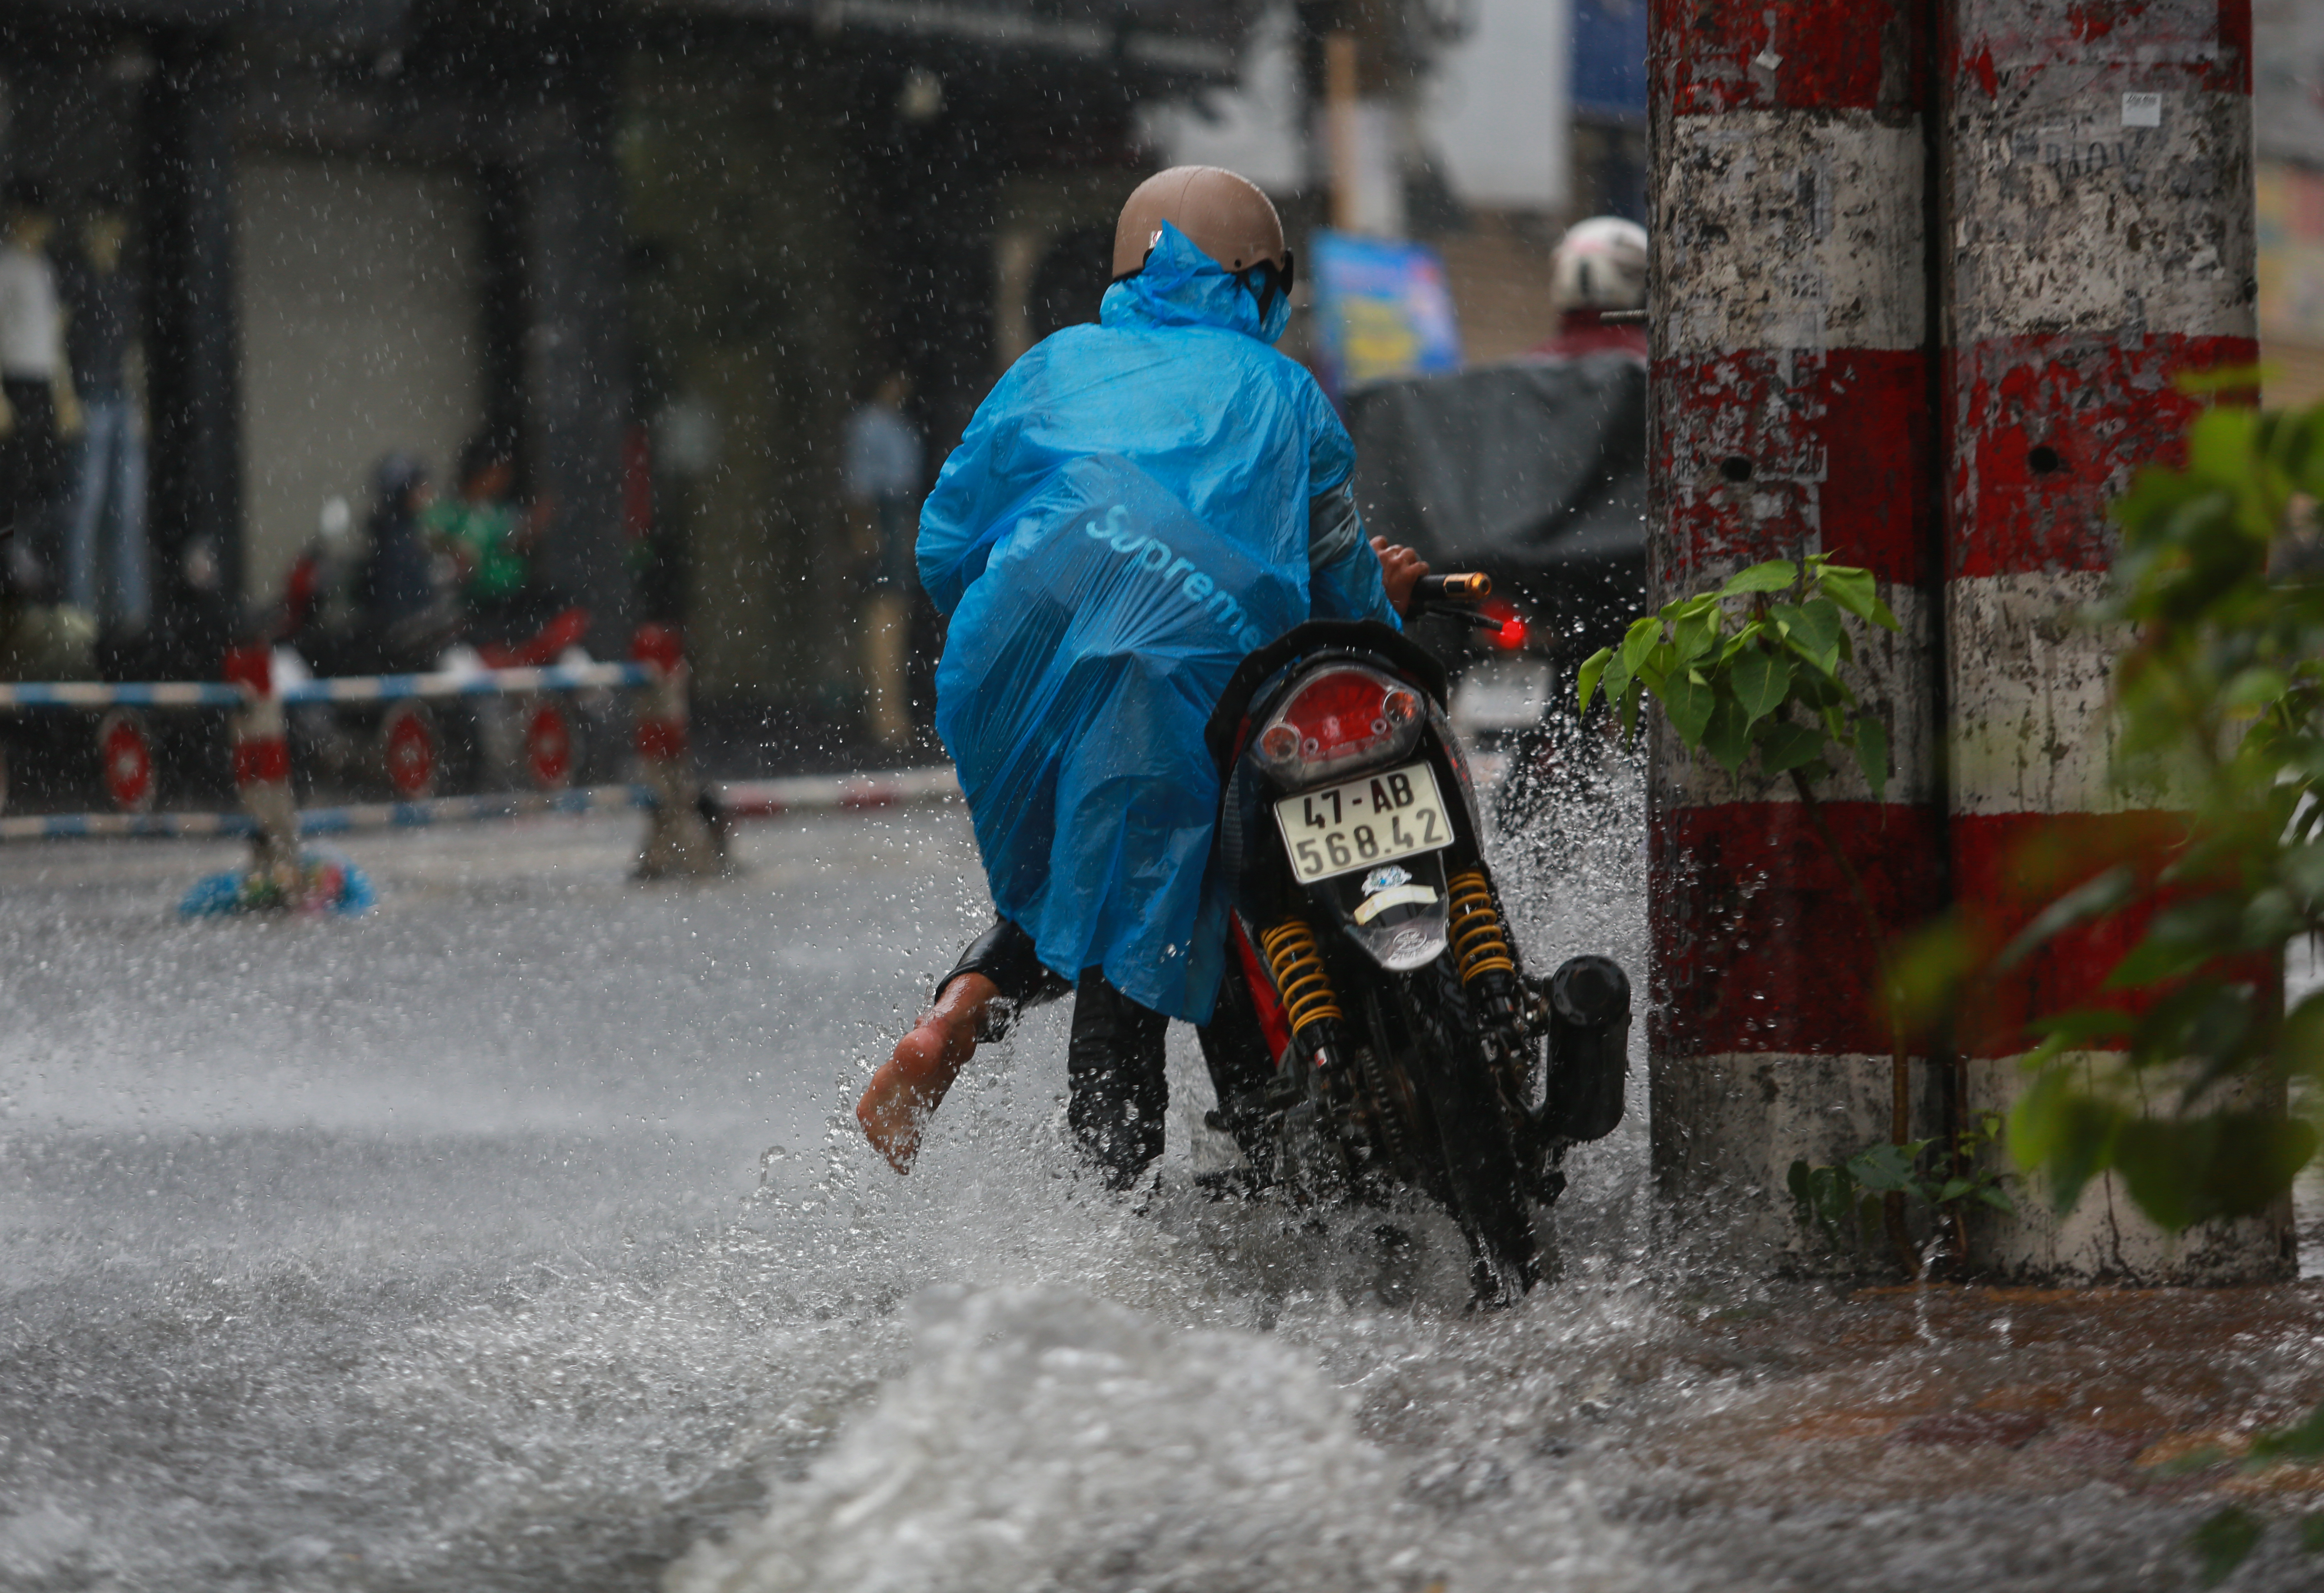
[1308,231,1463,399]
[1573,0,1647,121]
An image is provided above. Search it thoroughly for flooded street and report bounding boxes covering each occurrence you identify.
[2,804,2320,1592]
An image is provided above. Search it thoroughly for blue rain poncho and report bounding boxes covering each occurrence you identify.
[920,222,1399,1023]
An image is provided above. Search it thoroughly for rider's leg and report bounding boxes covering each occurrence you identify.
[858,916,1068,1171]
[1194,963,1278,1177]
[936,916,1073,1039]
[1066,970,1170,1188]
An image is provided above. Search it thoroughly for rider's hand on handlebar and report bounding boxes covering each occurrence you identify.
[1372,536,1431,618]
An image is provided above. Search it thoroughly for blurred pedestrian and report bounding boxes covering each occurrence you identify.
[59,190,147,633]
[0,178,81,597]
[424,432,580,661]
[273,495,365,664]
[844,371,922,748]
[361,452,455,671]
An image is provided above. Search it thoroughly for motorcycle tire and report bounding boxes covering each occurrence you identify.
[1392,953,1541,1305]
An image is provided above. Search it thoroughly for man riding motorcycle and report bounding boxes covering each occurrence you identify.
[1530,215,1647,362]
[856,166,1428,1182]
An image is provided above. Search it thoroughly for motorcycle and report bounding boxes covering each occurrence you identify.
[269,519,602,802]
[1196,575,1631,1303]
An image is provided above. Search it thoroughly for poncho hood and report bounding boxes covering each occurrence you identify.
[1100,220,1291,346]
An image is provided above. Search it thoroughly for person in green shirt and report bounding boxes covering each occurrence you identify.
[426,435,529,599]
[424,433,572,657]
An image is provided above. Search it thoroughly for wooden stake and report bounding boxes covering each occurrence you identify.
[1325,30,1358,233]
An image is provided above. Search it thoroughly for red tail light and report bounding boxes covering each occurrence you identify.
[1253,665,1424,782]
[1481,599,1530,651]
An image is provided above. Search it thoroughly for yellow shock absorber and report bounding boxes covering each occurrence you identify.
[1447,869,1517,986]
[1260,917,1343,1034]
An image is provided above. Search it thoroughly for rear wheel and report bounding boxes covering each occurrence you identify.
[1385,955,1540,1304]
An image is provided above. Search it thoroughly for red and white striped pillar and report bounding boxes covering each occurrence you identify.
[1943,0,2289,1279]
[224,644,299,884]
[1647,1,1948,1258]
[631,624,722,879]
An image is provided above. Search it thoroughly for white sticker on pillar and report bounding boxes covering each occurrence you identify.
[2122,93,2162,128]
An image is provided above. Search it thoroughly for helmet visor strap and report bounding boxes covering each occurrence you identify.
[1237,251,1295,317]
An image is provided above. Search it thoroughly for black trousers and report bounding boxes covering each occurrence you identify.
[0,378,63,589]
[938,916,1277,1186]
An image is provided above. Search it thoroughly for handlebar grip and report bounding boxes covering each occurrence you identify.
[1414,572,1491,602]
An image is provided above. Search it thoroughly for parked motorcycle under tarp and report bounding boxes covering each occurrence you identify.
[1344,352,1646,652]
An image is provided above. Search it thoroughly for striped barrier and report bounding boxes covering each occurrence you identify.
[0,680,247,709]
[0,784,645,842]
[0,628,726,884]
[719,765,960,817]
[0,767,957,844]
[226,646,299,884]
[0,808,259,841]
[630,624,719,879]
[279,661,648,704]
[0,662,647,712]
[295,784,650,833]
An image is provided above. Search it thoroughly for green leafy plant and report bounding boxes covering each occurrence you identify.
[2000,398,2323,1228]
[1917,390,2324,1585]
[1575,553,1897,795]
[1787,1113,2016,1262]
[1578,554,1930,1272]
[2187,1505,2268,1589]
[2169,1404,2324,1585]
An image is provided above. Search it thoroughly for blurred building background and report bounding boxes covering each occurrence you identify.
[2258,0,2324,408]
[0,0,1635,766]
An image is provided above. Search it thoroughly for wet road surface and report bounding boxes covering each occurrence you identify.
[2,803,2320,1592]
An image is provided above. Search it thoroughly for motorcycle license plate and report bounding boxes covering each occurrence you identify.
[1274,761,1453,883]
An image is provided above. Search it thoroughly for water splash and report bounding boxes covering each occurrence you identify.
[4,798,2319,1592]
[666,1284,1642,1593]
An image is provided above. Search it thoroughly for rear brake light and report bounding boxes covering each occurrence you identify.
[1252,665,1424,781]
[1481,599,1530,651]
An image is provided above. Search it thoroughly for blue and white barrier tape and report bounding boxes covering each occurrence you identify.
[0,785,650,843]
[0,809,258,841]
[280,661,650,704]
[0,680,246,709]
[293,785,652,833]
[0,661,650,712]
[719,765,960,816]
[0,764,961,844]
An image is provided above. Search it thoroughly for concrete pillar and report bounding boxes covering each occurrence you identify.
[1646,1,1948,1260]
[1942,0,2292,1281]
[140,31,245,617]
[517,53,633,660]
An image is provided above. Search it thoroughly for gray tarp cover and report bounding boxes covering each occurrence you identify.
[1345,351,1647,577]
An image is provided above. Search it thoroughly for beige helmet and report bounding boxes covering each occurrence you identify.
[1112,166,1287,278]
[1551,216,1649,313]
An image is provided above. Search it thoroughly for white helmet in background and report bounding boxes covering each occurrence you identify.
[1551,216,1648,313]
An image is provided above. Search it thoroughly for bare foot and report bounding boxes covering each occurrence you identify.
[857,972,1000,1173]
